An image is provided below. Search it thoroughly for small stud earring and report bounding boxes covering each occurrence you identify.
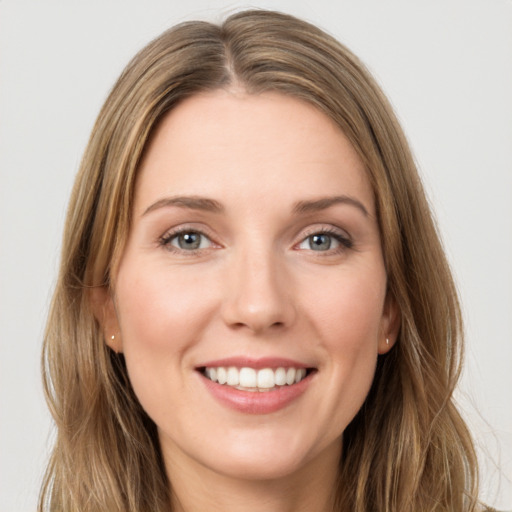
[111,335,115,341]
[386,338,390,346]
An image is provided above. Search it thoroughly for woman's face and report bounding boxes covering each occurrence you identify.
[103,90,397,482]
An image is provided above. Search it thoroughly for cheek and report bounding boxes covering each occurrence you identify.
[304,265,387,349]
[116,266,213,350]
[113,265,215,413]
[321,282,382,383]
[301,266,386,420]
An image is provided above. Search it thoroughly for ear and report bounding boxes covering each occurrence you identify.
[378,292,401,355]
[90,286,123,353]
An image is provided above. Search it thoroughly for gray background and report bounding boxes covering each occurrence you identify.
[1,0,511,509]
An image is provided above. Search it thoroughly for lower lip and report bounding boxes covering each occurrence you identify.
[200,372,313,414]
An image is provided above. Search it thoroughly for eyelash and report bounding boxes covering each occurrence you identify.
[297,227,353,253]
[159,227,215,254]
[158,226,353,254]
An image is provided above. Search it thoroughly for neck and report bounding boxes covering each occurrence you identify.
[164,441,341,512]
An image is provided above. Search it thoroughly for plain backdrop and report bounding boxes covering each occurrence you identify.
[1,0,511,510]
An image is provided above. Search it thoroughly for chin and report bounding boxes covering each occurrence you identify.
[193,428,338,482]
[206,450,310,482]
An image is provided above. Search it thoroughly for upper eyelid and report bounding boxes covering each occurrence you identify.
[297,224,351,240]
[160,223,216,240]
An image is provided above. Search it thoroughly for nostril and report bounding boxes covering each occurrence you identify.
[227,318,287,333]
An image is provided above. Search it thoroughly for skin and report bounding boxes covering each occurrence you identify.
[97,90,399,512]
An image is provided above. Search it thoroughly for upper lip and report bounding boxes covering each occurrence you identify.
[195,356,313,370]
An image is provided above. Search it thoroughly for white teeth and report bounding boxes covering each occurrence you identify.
[274,367,287,386]
[257,368,275,389]
[295,368,306,383]
[206,367,217,381]
[217,367,227,385]
[239,367,257,388]
[227,366,239,386]
[203,366,309,390]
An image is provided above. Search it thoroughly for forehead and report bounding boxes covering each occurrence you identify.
[135,90,374,216]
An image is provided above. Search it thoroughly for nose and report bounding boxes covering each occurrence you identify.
[221,248,296,334]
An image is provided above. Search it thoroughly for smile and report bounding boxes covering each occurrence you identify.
[196,357,316,413]
[202,366,309,392]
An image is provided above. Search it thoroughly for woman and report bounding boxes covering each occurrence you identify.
[40,9,491,512]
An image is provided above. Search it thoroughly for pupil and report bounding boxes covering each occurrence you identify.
[180,232,200,249]
[311,234,331,250]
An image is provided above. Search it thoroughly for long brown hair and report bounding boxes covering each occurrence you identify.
[40,9,480,511]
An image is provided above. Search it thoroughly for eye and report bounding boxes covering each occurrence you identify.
[297,230,352,252]
[162,230,212,251]
[299,233,338,251]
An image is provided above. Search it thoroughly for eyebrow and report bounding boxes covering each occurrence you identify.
[142,195,224,216]
[292,195,369,217]
[142,194,369,218]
